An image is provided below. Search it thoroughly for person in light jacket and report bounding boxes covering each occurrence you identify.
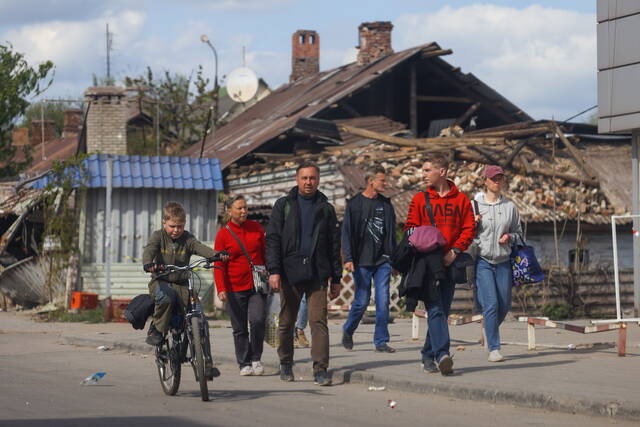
[473,165,523,362]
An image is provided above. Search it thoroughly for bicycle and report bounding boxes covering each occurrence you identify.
[151,257,221,401]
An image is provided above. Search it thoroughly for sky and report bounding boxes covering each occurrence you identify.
[0,0,597,121]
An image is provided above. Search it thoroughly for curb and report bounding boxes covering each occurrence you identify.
[60,334,640,422]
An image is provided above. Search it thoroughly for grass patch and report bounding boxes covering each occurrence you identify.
[42,308,105,323]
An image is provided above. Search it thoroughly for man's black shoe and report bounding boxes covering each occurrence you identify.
[279,363,294,382]
[375,343,396,353]
[422,359,439,373]
[437,354,454,376]
[313,370,332,386]
[145,324,163,346]
[342,333,353,350]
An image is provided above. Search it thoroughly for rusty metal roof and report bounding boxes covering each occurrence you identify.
[183,42,530,168]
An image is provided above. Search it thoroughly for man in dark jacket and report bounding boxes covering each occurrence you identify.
[341,165,396,353]
[266,162,342,386]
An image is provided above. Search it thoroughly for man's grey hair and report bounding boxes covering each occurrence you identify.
[364,165,386,184]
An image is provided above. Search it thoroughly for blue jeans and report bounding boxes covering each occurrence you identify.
[421,275,455,362]
[475,258,512,351]
[295,294,308,331]
[343,262,392,347]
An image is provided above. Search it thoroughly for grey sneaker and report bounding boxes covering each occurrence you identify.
[279,363,294,382]
[342,333,354,350]
[488,350,505,362]
[437,354,454,376]
[422,359,439,373]
[239,365,254,376]
[252,361,265,375]
[313,370,332,386]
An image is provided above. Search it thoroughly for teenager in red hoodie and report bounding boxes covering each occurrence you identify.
[214,195,267,376]
[404,154,475,376]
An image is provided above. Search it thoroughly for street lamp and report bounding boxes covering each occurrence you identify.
[199,34,220,159]
[200,34,219,91]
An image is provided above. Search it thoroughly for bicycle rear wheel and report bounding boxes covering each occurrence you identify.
[156,333,181,395]
[191,316,209,401]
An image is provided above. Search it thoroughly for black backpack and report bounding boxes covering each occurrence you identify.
[123,294,154,330]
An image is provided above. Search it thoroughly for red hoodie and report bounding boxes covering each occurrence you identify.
[404,180,475,253]
[213,219,266,293]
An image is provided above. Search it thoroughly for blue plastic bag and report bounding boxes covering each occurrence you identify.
[511,242,545,286]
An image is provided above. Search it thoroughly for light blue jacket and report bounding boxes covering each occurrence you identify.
[473,192,523,264]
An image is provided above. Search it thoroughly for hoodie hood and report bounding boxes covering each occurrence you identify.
[474,192,506,206]
[426,179,460,200]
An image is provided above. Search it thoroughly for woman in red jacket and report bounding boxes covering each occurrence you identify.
[214,195,267,376]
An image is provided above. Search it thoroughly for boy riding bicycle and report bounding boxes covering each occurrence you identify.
[142,202,228,346]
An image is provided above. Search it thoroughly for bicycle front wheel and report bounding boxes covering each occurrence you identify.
[156,333,181,396]
[191,316,209,401]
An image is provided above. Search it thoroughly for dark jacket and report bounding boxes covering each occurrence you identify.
[393,233,446,311]
[265,187,342,284]
[341,193,396,266]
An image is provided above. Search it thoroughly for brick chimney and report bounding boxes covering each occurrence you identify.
[84,86,127,154]
[290,30,320,83]
[12,127,29,147]
[30,120,56,146]
[357,21,394,66]
[62,108,83,139]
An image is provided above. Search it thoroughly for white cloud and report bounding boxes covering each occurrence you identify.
[395,4,597,120]
[3,9,146,97]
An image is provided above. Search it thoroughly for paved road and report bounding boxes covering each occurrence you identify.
[0,329,634,427]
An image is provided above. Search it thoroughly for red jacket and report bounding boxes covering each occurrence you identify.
[213,220,266,293]
[404,180,475,253]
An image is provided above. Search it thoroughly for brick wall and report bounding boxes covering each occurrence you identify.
[357,21,393,65]
[30,120,56,146]
[84,87,127,155]
[290,30,320,82]
[62,108,83,139]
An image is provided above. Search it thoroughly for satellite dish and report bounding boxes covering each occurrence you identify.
[226,67,259,103]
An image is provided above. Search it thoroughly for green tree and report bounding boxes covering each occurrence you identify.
[0,43,54,178]
[125,66,216,155]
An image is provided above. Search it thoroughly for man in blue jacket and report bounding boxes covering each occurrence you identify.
[341,165,397,353]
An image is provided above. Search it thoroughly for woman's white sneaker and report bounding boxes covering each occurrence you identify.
[252,361,264,376]
[488,350,505,362]
[240,365,254,376]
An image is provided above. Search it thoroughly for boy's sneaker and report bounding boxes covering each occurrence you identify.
[252,361,265,376]
[313,370,332,386]
[342,333,354,350]
[375,343,396,353]
[488,350,505,362]
[145,324,163,346]
[437,354,454,376]
[422,359,439,373]
[239,365,254,376]
[280,363,294,382]
[294,328,310,348]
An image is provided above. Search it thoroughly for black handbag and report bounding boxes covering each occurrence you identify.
[283,253,314,286]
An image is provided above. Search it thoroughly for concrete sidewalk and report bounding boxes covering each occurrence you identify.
[3,310,640,421]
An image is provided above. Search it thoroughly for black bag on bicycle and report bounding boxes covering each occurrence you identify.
[124,294,155,330]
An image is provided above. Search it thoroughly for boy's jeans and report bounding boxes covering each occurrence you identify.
[475,258,512,351]
[421,275,455,362]
[343,262,392,347]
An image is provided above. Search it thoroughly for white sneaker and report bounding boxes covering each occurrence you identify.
[488,350,505,362]
[239,365,254,376]
[252,361,264,376]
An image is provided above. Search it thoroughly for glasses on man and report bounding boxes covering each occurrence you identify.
[489,175,505,182]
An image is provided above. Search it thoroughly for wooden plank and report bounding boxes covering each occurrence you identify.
[618,323,627,357]
[453,102,480,128]
[421,48,453,58]
[501,139,528,168]
[554,125,597,180]
[416,95,473,104]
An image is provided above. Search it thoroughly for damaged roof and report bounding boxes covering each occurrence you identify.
[183,42,531,168]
